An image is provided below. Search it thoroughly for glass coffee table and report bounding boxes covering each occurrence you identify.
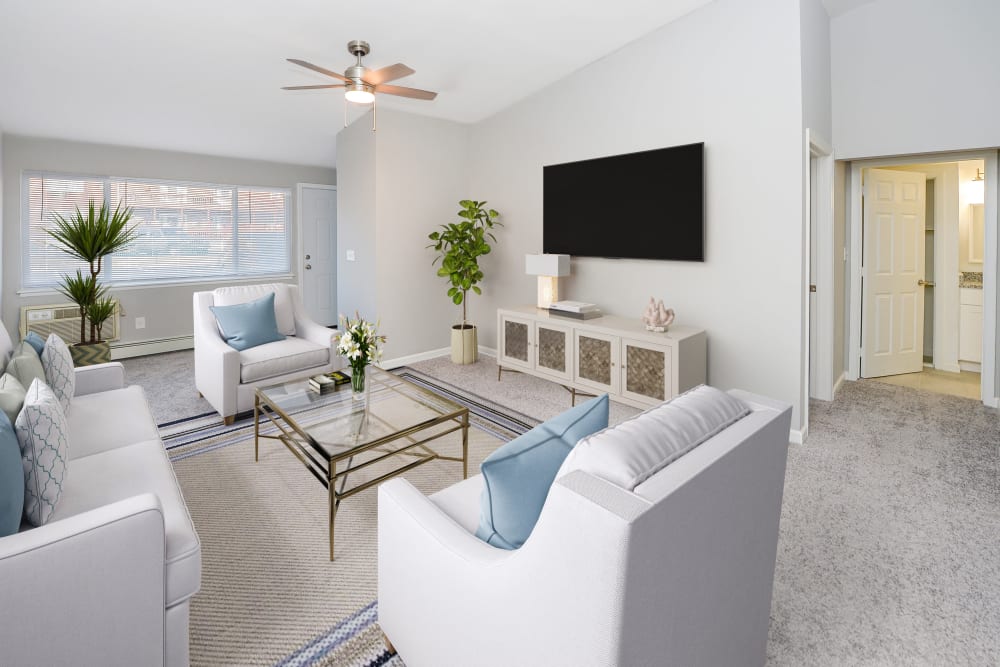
[254,367,469,560]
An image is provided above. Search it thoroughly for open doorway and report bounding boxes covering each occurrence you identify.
[847,153,996,405]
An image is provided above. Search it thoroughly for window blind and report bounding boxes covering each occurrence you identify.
[22,172,291,288]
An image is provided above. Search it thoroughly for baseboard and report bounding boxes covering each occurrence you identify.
[832,371,846,397]
[789,427,806,445]
[382,347,450,369]
[936,362,962,373]
[984,395,1000,408]
[110,335,193,360]
[958,361,982,373]
[478,345,496,358]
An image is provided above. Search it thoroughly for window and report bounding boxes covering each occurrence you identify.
[22,172,291,288]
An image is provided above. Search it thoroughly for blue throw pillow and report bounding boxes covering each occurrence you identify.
[209,292,285,351]
[476,394,609,550]
[23,332,46,356]
[0,411,24,537]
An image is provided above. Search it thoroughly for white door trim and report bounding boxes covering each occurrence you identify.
[295,183,338,285]
[847,150,998,408]
[806,130,836,407]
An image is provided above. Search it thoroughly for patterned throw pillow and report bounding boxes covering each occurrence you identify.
[41,334,75,413]
[15,379,69,526]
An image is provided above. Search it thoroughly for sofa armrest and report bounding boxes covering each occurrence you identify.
[73,361,126,396]
[0,494,167,666]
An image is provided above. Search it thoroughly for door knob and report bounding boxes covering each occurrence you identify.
[305,264,312,270]
[918,279,934,287]
[305,254,311,260]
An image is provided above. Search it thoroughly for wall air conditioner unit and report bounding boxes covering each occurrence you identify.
[19,301,121,343]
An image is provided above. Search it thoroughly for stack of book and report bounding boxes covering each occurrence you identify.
[548,300,602,320]
[308,370,351,395]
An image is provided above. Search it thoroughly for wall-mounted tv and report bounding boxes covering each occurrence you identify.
[543,142,704,261]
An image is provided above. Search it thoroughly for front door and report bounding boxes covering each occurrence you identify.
[299,185,337,326]
[861,168,926,378]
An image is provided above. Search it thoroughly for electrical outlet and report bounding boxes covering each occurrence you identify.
[135,317,146,330]
[346,249,356,261]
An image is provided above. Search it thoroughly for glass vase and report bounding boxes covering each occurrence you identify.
[351,364,367,397]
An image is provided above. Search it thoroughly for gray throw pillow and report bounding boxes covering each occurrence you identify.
[0,373,26,424]
[6,342,46,391]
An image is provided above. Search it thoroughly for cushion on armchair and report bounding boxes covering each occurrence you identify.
[558,385,751,490]
[476,394,609,550]
[213,283,296,336]
[210,292,286,352]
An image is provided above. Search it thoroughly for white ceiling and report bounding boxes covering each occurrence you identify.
[0,0,714,167]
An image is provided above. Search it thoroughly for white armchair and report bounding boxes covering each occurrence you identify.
[193,283,338,423]
[378,390,792,667]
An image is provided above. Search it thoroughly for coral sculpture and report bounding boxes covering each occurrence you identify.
[641,297,675,333]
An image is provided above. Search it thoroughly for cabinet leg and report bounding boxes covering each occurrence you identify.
[382,631,396,655]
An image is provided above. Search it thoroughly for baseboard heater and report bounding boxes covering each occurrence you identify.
[110,335,194,360]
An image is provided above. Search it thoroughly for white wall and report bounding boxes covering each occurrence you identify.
[800,0,832,141]
[467,0,809,427]
[1,135,336,345]
[831,0,1000,159]
[336,109,470,361]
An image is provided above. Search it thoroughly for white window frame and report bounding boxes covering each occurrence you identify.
[20,170,293,292]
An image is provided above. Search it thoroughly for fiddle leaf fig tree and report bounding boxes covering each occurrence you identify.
[428,200,501,323]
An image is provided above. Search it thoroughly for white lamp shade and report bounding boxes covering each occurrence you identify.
[525,254,570,277]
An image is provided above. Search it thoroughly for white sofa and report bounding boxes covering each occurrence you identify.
[0,327,200,667]
[193,283,338,424]
[378,390,792,667]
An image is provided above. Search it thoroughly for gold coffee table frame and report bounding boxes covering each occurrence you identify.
[254,368,469,560]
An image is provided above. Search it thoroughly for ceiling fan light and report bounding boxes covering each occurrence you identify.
[345,82,375,104]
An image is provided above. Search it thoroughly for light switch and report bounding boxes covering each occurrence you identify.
[346,250,356,261]
[135,317,146,330]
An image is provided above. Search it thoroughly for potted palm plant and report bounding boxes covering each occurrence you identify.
[428,200,501,364]
[47,199,138,366]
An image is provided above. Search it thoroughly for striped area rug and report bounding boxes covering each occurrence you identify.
[165,368,535,666]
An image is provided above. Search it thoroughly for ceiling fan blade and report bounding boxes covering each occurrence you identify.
[281,84,346,90]
[375,84,438,100]
[286,58,347,82]
[363,63,415,86]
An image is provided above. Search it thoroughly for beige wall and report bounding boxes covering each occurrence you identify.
[834,160,847,380]
[1,134,336,345]
[336,110,470,362]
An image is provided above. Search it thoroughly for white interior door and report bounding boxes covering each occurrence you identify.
[862,168,926,378]
[299,185,338,326]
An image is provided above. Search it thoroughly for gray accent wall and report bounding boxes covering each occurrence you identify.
[1,134,335,345]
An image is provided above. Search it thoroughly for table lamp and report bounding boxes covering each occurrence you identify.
[525,254,570,309]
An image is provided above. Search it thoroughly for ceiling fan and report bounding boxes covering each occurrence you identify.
[282,40,438,106]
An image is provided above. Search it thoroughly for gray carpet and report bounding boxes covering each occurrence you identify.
[129,349,1000,665]
[121,350,214,425]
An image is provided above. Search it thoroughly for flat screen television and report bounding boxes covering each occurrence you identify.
[543,142,704,261]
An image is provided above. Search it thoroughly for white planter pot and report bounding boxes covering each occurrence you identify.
[451,324,478,365]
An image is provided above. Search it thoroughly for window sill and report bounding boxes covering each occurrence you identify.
[17,273,297,298]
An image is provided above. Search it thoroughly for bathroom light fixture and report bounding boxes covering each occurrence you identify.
[525,254,570,309]
[973,168,985,182]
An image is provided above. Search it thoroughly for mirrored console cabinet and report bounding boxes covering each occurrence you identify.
[497,306,707,408]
